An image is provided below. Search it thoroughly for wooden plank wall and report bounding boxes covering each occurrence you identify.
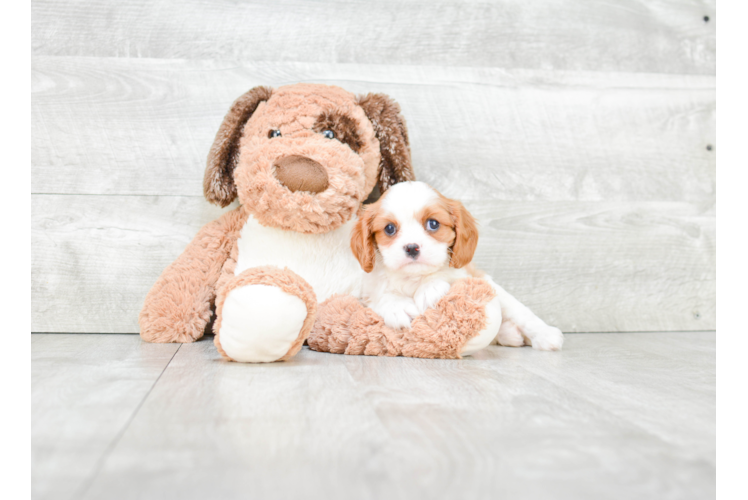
[31,0,716,333]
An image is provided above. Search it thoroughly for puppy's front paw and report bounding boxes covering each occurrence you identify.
[530,326,564,351]
[373,298,419,330]
[414,280,452,314]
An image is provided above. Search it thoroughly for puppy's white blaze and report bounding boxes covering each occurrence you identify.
[380,181,439,216]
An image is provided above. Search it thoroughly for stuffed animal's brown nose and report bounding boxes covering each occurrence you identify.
[273,155,329,193]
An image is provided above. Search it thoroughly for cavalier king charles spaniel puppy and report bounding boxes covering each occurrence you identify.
[350,181,564,350]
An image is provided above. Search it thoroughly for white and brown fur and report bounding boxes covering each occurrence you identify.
[351,181,564,350]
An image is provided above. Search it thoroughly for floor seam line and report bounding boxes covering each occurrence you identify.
[72,343,182,500]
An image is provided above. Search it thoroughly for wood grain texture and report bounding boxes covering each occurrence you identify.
[31,334,180,500]
[31,195,714,333]
[31,0,715,74]
[42,332,710,500]
[32,195,231,333]
[32,57,716,202]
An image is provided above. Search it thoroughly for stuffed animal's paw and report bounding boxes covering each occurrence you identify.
[414,280,452,314]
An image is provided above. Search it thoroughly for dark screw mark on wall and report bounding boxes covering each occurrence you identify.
[706,145,713,151]
[694,312,701,320]
[704,16,709,22]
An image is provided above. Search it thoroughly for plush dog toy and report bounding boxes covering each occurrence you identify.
[139,83,555,362]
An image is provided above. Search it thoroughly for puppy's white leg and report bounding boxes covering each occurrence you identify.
[485,277,564,351]
[414,279,452,314]
[371,293,420,330]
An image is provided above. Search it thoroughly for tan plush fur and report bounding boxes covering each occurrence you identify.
[308,278,496,359]
[139,83,416,359]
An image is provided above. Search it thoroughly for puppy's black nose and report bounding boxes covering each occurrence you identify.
[404,244,420,259]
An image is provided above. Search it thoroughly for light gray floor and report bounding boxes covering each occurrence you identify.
[31,332,715,500]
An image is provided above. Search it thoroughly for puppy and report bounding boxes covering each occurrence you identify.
[350,181,564,350]
[350,181,480,329]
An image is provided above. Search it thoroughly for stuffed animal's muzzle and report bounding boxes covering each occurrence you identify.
[234,134,368,234]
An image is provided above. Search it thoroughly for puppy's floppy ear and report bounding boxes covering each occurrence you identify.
[448,200,479,268]
[357,93,416,195]
[204,86,273,207]
[350,207,377,273]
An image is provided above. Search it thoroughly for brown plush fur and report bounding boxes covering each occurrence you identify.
[204,86,274,207]
[308,278,496,359]
[357,93,416,192]
[139,207,249,343]
[312,110,364,153]
[212,266,318,362]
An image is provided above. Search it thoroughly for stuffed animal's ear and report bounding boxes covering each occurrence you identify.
[448,200,479,269]
[350,208,377,273]
[357,93,416,194]
[204,86,273,207]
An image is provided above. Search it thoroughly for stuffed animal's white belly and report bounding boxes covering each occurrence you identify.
[234,215,365,302]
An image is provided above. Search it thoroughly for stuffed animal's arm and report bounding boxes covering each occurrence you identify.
[139,209,244,343]
[309,278,500,359]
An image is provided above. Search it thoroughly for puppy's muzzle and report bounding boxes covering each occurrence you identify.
[273,155,329,193]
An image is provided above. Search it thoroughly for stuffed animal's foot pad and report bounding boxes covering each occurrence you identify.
[219,285,306,362]
[214,267,317,362]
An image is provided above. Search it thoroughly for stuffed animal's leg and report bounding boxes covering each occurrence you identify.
[139,213,240,343]
[213,267,317,362]
[483,277,564,351]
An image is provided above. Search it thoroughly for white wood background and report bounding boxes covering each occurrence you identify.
[31,0,716,333]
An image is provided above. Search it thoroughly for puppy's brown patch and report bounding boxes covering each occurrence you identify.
[370,212,400,250]
[417,203,456,245]
[423,190,479,269]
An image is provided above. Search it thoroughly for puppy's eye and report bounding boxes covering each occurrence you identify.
[384,223,397,236]
[322,130,335,140]
[268,129,282,138]
[426,219,440,231]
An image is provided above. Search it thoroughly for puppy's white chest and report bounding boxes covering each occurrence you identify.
[234,215,364,301]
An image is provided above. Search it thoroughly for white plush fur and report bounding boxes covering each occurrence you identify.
[220,284,308,362]
[235,215,365,301]
[461,294,502,356]
[361,181,564,351]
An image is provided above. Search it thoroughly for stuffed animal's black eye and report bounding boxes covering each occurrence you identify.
[322,130,335,139]
[384,223,397,236]
[426,219,440,231]
[268,129,282,138]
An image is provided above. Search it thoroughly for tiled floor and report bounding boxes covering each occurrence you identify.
[31,332,715,500]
